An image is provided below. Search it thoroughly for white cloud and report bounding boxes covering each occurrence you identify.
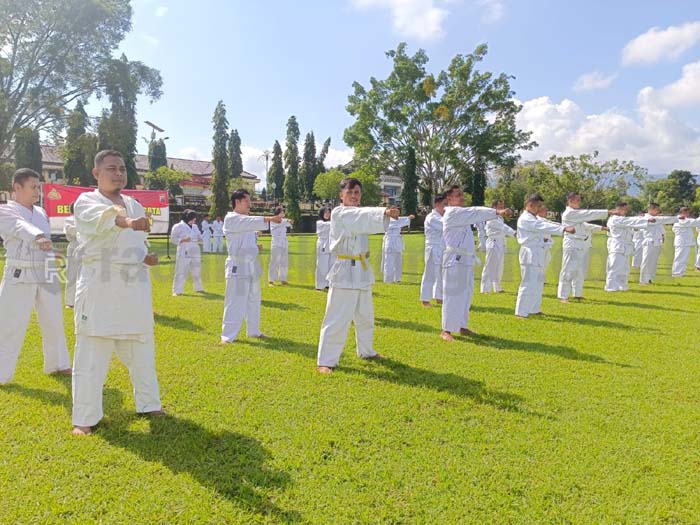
[350,0,449,41]
[323,147,354,169]
[477,0,504,23]
[651,60,700,108]
[573,71,617,92]
[178,147,206,161]
[622,21,700,66]
[516,94,700,173]
[155,6,168,17]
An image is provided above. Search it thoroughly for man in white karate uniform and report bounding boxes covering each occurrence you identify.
[631,214,645,269]
[640,203,678,285]
[315,206,332,290]
[211,216,225,253]
[515,195,574,319]
[604,202,654,292]
[475,222,487,253]
[170,209,204,296]
[671,207,700,277]
[317,177,399,373]
[201,217,212,253]
[268,206,292,285]
[71,150,162,435]
[557,193,615,302]
[0,169,72,384]
[581,222,606,280]
[440,185,512,341]
[696,227,700,271]
[381,214,413,283]
[64,204,80,308]
[480,199,516,294]
[420,193,446,306]
[221,190,282,342]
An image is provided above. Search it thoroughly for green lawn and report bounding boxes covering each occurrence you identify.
[1,232,699,524]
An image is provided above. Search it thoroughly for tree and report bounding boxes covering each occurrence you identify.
[349,166,383,206]
[228,129,243,183]
[209,101,230,218]
[97,54,162,188]
[14,128,42,174]
[0,0,143,156]
[269,140,284,200]
[400,146,418,215]
[260,187,267,202]
[317,137,331,174]
[61,101,90,185]
[300,131,317,200]
[144,166,190,199]
[283,116,301,228]
[148,138,168,172]
[313,169,345,202]
[0,162,14,191]
[344,43,535,202]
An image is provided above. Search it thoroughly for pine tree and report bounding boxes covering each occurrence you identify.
[400,146,419,215]
[228,129,243,182]
[317,137,331,174]
[283,116,301,228]
[269,140,284,200]
[260,187,267,201]
[209,100,230,218]
[300,131,317,200]
[14,128,42,174]
[62,101,89,185]
[148,138,168,172]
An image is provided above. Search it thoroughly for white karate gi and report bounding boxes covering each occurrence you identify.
[640,214,678,284]
[480,216,515,293]
[476,222,487,253]
[581,222,603,280]
[317,206,388,368]
[671,218,700,277]
[419,210,444,302]
[171,221,203,295]
[441,206,497,332]
[71,190,161,427]
[696,228,700,269]
[201,219,212,253]
[268,219,291,283]
[221,212,267,341]
[64,215,80,307]
[631,228,644,268]
[381,216,411,283]
[514,212,564,318]
[211,219,224,252]
[604,215,650,292]
[557,207,609,300]
[315,220,332,290]
[0,201,71,384]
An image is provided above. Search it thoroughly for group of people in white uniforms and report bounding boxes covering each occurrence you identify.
[200,216,225,253]
[267,206,292,285]
[381,214,414,283]
[170,209,205,296]
[672,207,700,278]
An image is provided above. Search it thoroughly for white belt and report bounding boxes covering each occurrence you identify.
[445,246,471,257]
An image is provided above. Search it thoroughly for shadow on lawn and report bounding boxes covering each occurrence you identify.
[8,380,300,523]
[262,300,308,311]
[154,313,204,332]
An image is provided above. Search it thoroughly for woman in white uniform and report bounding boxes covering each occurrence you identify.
[171,209,204,296]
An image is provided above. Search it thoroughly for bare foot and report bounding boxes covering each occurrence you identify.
[440,331,454,342]
[436,299,443,305]
[281,281,289,285]
[268,282,275,287]
[317,366,333,374]
[140,409,166,417]
[559,298,569,304]
[460,328,477,337]
[249,333,267,339]
[364,353,385,360]
[574,296,585,301]
[421,301,431,307]
[72,425,92,436]
[65,305,74,309]
[515,315,527,319]
[53,368,72,377]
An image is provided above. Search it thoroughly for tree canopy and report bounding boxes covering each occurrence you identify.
[283,116,301,228]
[144,165,190,199]
[13,127,42,173]
[209,100,230,218]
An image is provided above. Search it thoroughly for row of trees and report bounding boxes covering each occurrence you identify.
[208,101,244,218]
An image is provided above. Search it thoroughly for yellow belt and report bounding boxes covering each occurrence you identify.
[337,252,370,271]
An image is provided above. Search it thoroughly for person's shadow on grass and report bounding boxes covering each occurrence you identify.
[6,380,300,523]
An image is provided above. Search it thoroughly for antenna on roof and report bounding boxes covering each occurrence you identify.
[144,120,165,142]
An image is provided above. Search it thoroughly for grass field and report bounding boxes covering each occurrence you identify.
[1,232,699,524]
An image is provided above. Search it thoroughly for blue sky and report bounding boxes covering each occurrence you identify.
[99,0,700,179]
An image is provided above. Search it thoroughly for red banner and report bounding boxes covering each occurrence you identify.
[42,184,170,234]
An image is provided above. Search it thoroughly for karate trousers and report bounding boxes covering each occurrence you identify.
[382,251,402,283]
[221,276,262,341]
[315,252,331,290]
[696,246,700,269]
[317,287,377,367]
[441,263,474,332]
[65,254,79,307]
[268,246,289,282]
[557,247,585,299]
[672,246,692,277]
[212,236,224,253]
[605,252,631,292]
[420,259,443,302]
[582,247,593,280]
[515,264,545,317]
[480,243,506,293]
[172,256,203,295]
[632,244,643,268]
[202,235,212,253]
[640,245,662,284]
[71,333,161,427]
[0,278,71,384]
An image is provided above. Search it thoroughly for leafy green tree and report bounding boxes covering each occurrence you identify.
[317,137,331,174]
[14,128,42,174]
[228,129,243,182]
[400,146,418,215]
[269,140,284,200]
[0,0,140,156]
[345,43,535,202]
[644,170,698,212]
[61,101,91,185]
[260,187,267,202]
[283,116,301,228]
[144,166,190,199]
[313,169,345,202]
[0,163,14,191]
[300,131,317,200]
[148,138,168,172]
[349,166,383,206]
[209,100,230,218]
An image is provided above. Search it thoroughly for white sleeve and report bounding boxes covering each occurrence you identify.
[332,207,389,236]
[223,214,267,234]
[74,195,122,236]
[562,208,608,223]
[0,205,46,241]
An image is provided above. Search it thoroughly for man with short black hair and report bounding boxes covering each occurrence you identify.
[268,206,292,285]
[604,202,654,292]
[480,199,516,294]
[640,203,678,284]
[671,207,700,277]
[420,193,446,306]
[171,209,204,296]
[0,168,72,384]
